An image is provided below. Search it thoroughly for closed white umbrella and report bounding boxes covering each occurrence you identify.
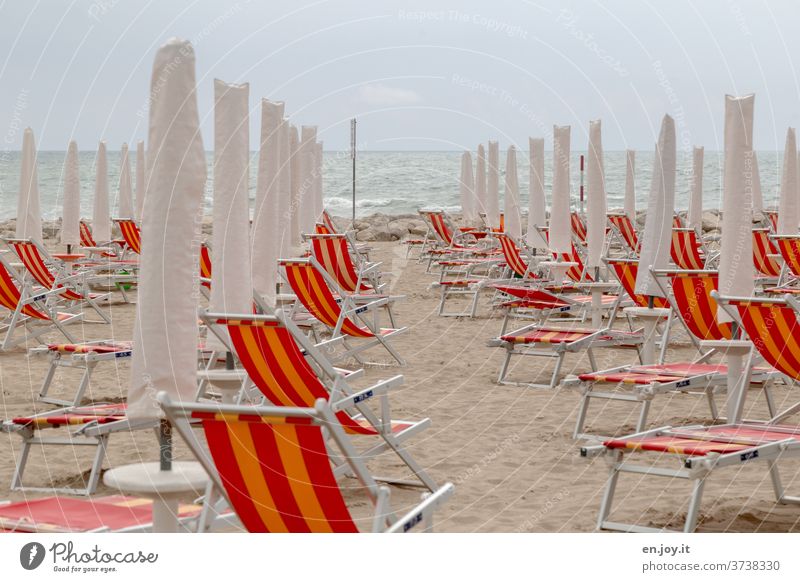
[60,140,81,249]
[687,146,704,230]
[718,94,755,321]
[128,37,207,419]
[210,79,252,315]
[475,144,488,222]
[252,99,284,307]
[117,143,134,218]
[777,128,797,235]
[549,125,571,255]
[586,120,607,269]
[486,141,501,229]
[16,128,42,244]
[276,117,293,259]
[298,126,317,235]
[527,137,548,250]
[459,152,476,224]
[134,140,146,220]
[92,141,111,242]
[314,141,324,225]
[751,151,763,215]
[503,145,522,239]
[624,149,636,219]
[635,115,676,297]
[289,125,302,247]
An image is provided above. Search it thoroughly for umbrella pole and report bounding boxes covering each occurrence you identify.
[66,244,72,254]
[159,419,172,471]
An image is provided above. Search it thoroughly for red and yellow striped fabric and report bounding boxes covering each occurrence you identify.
[670,229,705,270]
[608,214,639,254]
[117,220,142,254]
[669,272,731,341]
[310,235,371,293]
[12,404,127,428]
[555,244,592,282]
[570,212,587,243]
[752,229,781,277]
[501,327,596,345]
[730,298,800,380]
[321,210,338,235]
[199,244,212,289]
[221,317,380,435]
[428,212,459,247]
[314,223,333,235]
[495,234,532,278]
[10,241,84,301]
[673,215,684,229]
[607,259,668,308]
[765,211,778,232]
[199,415,358,532]
[0,261,49,320]
[282,261,373,338]
[79,221,116,257]
[47,342,132,354]
[775,237,800,277]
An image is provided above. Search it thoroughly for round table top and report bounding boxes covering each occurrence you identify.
[103,461,208,497]
[623,306,672,318]
[52,253,86,261]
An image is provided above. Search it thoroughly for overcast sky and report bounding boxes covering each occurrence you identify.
[1,0,799,151]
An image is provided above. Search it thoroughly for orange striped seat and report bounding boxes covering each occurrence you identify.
[0,260,50,321]
[752,228,782,277]
[765,210,779,232]
[668,271,731,340]
[607,259,669,308]
[115,219,142,254]
[315,222,333,235]
[570,211,587,244]
[556,244,592,282]
[321,209,338,234]
[495,233,535,279]
[607,214,639,254]
[9,240,91,302]
[79,220,119,257]
[501,327,636,345]
[670,228,705,270]
[11,404,127,428]
[578,363,725,385]
[47,341,132,355]
[774,236,800,278]
[199,243,212,289]
[309,234,373,293]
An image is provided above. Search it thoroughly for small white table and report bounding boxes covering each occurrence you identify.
[197,368,247,404]
[700,339,752,423]
[575,281,618,328]
[624,306,671,364]
[103,461,209,533]
[539,261,577,287]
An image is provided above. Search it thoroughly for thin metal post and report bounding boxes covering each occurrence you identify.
[159,419,172,471]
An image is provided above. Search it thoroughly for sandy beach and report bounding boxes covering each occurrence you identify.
[2,239,798,532]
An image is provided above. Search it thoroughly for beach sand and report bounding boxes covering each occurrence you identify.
[1,241,799,532]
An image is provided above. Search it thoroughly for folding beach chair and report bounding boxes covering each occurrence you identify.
[160,395,454,533]
[494,233,540,280]
[79,220,123,258]
[30,341,133,406]
[5,237,112,323]
[555,243,592,283]
[322,209,339,234]
[113,218,142,255]
[281,257,407,365]
[607,213,639,255]
[1,403,154,495]
[571,211,588,244]
[0,254,82,350]
[752,228,782,279]
[308,233,383,293]
[490,322,642,389]
[0,495,203,533]
[772,235,800,287]
[606,259,669,310]
[200,310,436,490]
[765,210,779,232]
[670,228,707,270]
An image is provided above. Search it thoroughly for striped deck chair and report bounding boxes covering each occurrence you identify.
[490,323,642,389]
[0,403,154,495]
[160,395,454,532]
[0,495,203,533]
[29,341,133,406]
[308,233,382,293]
[773,235,800,285]
[606,259,669,310]
[0,255,82,350]
[322,209,339,234]
[5,238,111,323]
[79,220,122,257]
[571,211,588,244]
[113,218,142,255]
[199,242,212,296]
[422,210,484,251]
[281,257,407,365]
[607,213,639,255]
[765,210,779,232]
[555,243,592,283]
[200,310,435,490]
[495,233,537,280]
[752,228,782,279]
[670,228,706,270]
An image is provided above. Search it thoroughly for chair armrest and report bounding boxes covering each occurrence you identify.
[386,483,455,533]
[332,375,404,411]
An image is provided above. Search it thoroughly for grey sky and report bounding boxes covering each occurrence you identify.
[1,0,799,151]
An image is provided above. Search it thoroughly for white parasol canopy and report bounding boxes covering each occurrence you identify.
[527,137,548,250]
[289,125,302,248]
[474,144,488,223]
[486,141,501,230]
[634,115,676,297]
[549,125,572,255]
[252,99,284,307]
[777,128,797,235]
[314,141,324,225]
[586,120,607,269]
[60,140,81,247]
[624,149,636,219]
[459,152,476,225]
[718,94,755,321]
[503,145,522,239]
[751,151,763,215]
[687,146,704,230]
[117,143,134,218]
[134,140,146,220]
[210,79,252,315]
[92,141,111,242]
[276,117,293,260]
[16,128,43,244]
[128,38,207,419]
[297,126,317,236]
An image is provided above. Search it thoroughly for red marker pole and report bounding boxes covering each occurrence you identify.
[579,154,585,215]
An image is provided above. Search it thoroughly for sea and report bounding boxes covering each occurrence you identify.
[0,150,785,221]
